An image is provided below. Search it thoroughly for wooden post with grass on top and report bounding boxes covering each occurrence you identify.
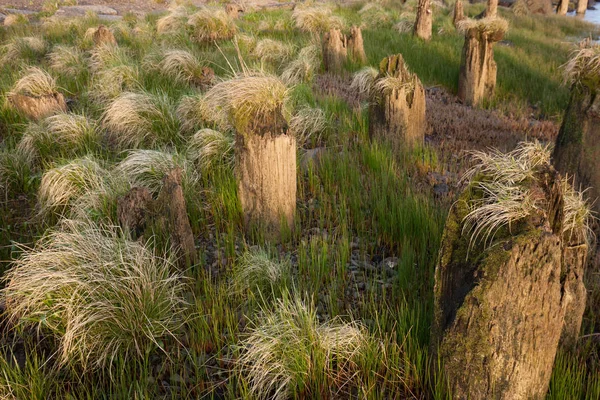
[201,75,297,239]
[457,17,508,106]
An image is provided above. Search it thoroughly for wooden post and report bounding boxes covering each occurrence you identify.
[369,54,426,150]
[458,25,504,106]
[322,28,348,73]
[347,26,367,65]
[414,0,432,40]
[236,108,296,239]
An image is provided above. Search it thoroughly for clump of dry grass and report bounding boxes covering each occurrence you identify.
[231,248,291,296]
[359,3,395,28]
[0,150,33,194]
[89,65,141,105]
[512,0,530,16]
[143,48,208,85]
[2,219,186,370]
[9,67,59,98]
[562,177,594,243]
[281,45,321,85]
[236,295,368,400]
[563,42,600,88]
[177,94,216,132]
[201,74,289,133]
[187,8,237,43]
[48,45,88,76]
[37,157,108,218]
[157,5,190,35]
[394,16,415,34]
[3,14,28,27]
[115,149,199,195]
[292,6,345,34]
[89,43,131,72]
[236,33,258,52]
[0,37,47,65]
[461,142,592,249]
[457,17,509,39]
[18,113,99,165]
[373,75,416,96]
[187,128,235,171]
[350,66,379,97]
[289,106,327,148]
[253,39,295,65]
[102,91,180,149]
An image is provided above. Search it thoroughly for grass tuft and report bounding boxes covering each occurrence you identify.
[157,5,190,35]
[37,157,107,219]
[18,113,99,165]
[202,73,289,132]
[462,142,592,249]
[289,106,327,148]
[281,45,321,85]
[231,247,291,296]
[2,219,186,370]
[9,67,59,97]
[187,128,234,171]
[187,8,237,43]
[563,41,600,88]
[253,39,295,65]
[143,48,208,85]
[456,17,509,38]
[102,91,180,149]
[292,6,345,34]
[115,149,199,196]
[236,294,368,400]
[350,66,379,97]
[0,36,46,65]
[48,45,88,77]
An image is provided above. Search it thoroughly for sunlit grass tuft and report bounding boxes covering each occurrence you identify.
[102,91,181,149]
[187,128,234,171]
[187,8,237,43]
[0,36,46,65]
[2,219,187,371]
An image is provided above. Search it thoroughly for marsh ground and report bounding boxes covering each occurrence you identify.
[0,1,598,399]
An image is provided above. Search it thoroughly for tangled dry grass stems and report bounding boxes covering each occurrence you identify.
[253,39,295,65]
[292,6,345,34]
[461,142,592,249]
[48,45,88,76]
[143,48,207,85]
[350,66,379,97]
[2,219,186,370]
[563,42,600,88]
[18,113,99,165]
[157,5,190,35]
[187,128,234,171]
[9,67,59,97]
[289,106,327,148]
[394,17,415,34]
[457,17,509,39]
[37,157,108,218]
[115,149,199,196]
[102,91,180,149]
[236,295,368,400]
[201,74,289,133]
[281,45,321,85]
[512,0,530,16]
[89,44,131,72]
[0,37,46,65]
[231,248,291,296]
[89,65,141,105]
[187,8,237,43]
